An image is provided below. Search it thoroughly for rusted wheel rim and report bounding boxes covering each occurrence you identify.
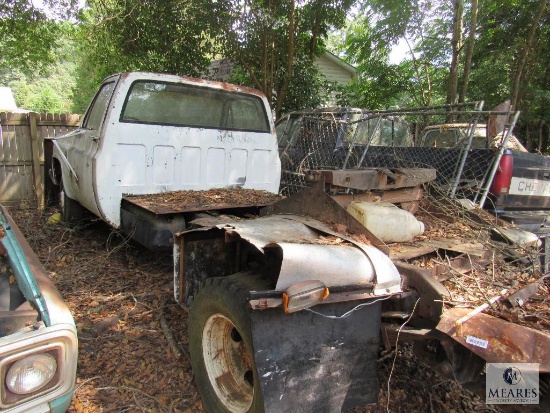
[202,313,254,412]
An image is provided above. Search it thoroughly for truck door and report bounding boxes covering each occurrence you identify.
[65,81,115,216]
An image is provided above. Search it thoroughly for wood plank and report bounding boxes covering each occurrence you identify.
[390,244,438,260]
[29,113,43,208]
[390,237,489,260]
[417,238,489,257]
[0,166,34,203]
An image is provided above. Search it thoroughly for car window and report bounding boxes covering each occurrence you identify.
[422,129,459,147]
[121,80,270,132]
[349,118,412,147]
[276,115,302,148]
[83,82,115,130]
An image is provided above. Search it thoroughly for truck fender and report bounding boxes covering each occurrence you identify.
[174,214,402,306]
[51,139,79,185]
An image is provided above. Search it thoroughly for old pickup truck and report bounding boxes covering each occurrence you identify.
[0,205,77,412]
[46,74,549,412]
[45,72,406,412]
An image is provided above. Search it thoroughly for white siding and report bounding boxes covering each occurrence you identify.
[315,54,355,85]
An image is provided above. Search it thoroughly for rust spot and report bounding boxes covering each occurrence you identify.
[437,307,550,372]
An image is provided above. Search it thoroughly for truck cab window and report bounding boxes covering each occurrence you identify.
[121,80,270,132]
[83,82,115,131]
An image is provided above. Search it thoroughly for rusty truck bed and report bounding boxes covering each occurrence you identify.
[122,188,283,215]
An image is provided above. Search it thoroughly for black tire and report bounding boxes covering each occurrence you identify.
[189,276,265,413]
[62,190,87,227]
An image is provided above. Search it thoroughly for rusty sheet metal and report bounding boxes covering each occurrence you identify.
[395,261,449,324]
[208,215,402,295]
[267,183,389,254]
[179,213,401,296]
[437,307,550,372]
[304,168,436,191]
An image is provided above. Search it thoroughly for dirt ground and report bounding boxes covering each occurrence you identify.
[8,205,504,413]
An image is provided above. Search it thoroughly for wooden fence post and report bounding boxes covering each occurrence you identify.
[28,112,43,208]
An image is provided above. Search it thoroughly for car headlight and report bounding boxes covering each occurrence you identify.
[6,353,57,395]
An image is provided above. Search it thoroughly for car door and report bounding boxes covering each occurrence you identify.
[64,81,116,215]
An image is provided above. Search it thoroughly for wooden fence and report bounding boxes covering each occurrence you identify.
[0,112,82,208]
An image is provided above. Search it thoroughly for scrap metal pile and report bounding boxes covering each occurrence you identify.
[399,192,550,333]
[277,104,548,334]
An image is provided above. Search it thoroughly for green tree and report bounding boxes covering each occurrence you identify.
[25,85,65,112]
[334,5,448,109]
[72,0,217,111]
[0,1,78,75]
[2,21,78,113]
[208,0,355,118]
[468,0,550,150]
[73,0,355,119]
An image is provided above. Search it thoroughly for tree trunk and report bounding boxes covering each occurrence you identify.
[405,37,431,106]
[274,0,295,119]
[446,0,463,108]
[458,0,478,104]
[510,0,548,110]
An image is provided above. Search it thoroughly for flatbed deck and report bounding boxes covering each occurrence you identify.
[123,188,283,215]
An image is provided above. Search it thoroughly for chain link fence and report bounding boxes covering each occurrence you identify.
[277,104,519,203]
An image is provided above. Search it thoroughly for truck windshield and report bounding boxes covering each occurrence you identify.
[120,80,270,132]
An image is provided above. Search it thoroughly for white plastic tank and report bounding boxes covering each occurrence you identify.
[346,201,425,243]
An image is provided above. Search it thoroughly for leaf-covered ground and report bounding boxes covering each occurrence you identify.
[8,206,506,413]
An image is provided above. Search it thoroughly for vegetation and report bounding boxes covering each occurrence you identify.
[337,0,550,150]
[1,0,549,150]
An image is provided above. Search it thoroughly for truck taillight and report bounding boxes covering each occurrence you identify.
[491,152,513,194]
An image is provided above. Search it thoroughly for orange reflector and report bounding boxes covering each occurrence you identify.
[282,280,329,313]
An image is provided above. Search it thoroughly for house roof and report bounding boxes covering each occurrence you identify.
[209,51,356,82]
[319,51,356,76]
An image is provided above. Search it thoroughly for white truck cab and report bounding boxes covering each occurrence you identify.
[50,72,281,230]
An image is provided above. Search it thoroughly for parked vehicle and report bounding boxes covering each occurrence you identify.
[418,123,528,151]
[0,205,77,412]
[46,75,549,412]
[417,121,550,233]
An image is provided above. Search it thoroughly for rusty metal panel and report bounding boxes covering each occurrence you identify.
[123,189,281,215]
[437,307,550,372]
[304,168,436,191]
[395,261,449,325]
[268,183,389,254]
[204,215,401,294]
[506,275,549,307]
[331,186,423,209]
